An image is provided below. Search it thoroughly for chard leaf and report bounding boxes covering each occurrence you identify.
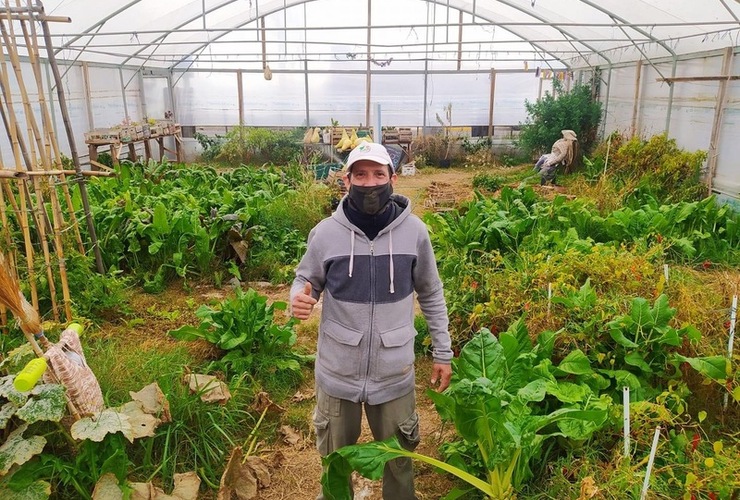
[545,381,590,404]
[624,352,652,374]
[656,329,681,346]
[168,325,206,341]
[517,379,547,402]
[609,328,638,348]
[630,298,653,331]
[598,369,642,391]
[555,350,592,375]
[321,437,493,499]
[153,202,170,234]
[674,355,728,382]
[650,295,675,326]
[457,330,505,385]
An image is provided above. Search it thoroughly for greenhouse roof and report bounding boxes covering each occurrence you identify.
[14,0,740,73]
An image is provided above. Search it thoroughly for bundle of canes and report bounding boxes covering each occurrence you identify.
[0,251,81,419]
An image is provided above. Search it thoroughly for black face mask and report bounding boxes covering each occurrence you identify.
[348,183,393,215]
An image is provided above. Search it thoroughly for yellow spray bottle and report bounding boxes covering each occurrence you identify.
[14,357,48,392]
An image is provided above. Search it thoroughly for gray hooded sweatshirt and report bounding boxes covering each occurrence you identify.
[290,193,453,405]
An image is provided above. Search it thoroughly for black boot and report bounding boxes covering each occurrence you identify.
[540,177,546,186]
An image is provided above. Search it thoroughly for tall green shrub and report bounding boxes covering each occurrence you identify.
[518,81,602,160]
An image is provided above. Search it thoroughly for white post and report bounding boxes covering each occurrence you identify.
[640,426,661,500]
[663,264,669,285]
[623,387,631,456]
[373,103,382,144]
[724,295,737,408]
[547,282,552,316]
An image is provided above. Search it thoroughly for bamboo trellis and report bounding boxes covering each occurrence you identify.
[0,0,109,332]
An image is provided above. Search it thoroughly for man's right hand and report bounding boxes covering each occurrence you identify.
[291,281,317,320]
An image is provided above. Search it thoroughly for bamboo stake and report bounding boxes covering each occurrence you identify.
[0,76,53,238]
[38,7,105,275]
[0,28,37,309]
[23,12,84,254]
[1,16,59,320]
[25,169,117,177]
[0,179,11,332]
[0,170,28,179]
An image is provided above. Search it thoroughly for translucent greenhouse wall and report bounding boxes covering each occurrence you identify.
[1,46,738,202]
[592,46,740,201]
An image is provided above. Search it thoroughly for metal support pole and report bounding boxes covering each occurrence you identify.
[487,69,496,137]
[631,60,643,137]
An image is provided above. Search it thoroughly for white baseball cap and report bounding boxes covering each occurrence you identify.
[345,142,395,172]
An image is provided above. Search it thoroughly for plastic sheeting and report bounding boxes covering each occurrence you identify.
[29,0,740,70]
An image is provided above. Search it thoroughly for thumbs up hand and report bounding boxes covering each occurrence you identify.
[291,281,318,320]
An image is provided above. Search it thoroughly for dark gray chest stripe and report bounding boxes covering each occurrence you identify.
[325,254,416,303]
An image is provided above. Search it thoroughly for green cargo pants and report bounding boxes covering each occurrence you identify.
[313,387,420,500]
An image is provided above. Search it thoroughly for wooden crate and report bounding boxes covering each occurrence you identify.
[398,127,412,143]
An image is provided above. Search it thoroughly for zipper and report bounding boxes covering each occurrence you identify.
[362,239,375,402]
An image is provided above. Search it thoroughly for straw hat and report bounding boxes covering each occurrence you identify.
[561,130,578,141]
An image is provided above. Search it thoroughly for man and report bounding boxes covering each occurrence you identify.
[534,129,578,186]
[290,142,453,500]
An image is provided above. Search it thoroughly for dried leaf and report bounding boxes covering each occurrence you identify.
[578,476,599,499]
[130,482,155,499]
[218,447,257,500]
[92,472,124,499]
[290,390,315,403]
[170,472,201,500]
[129,383,171,422]
[188,374,231,404]
[119,402,160,439]
[252,391,284,414]
[70,409,135,443]
[0,424,46,475]
[280,425,303,448]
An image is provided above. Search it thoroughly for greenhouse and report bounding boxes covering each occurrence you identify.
[0,1,739,499]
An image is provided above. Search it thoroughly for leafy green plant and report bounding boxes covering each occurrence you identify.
[518,80,602,158]
[194,131,225,162]
[599,294,728,402]
[168,288,303,380]
[322,322,610,499]
[472,173,505,192]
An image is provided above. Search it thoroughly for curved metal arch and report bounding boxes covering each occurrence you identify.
[120,0,244,67]
[167,0,598,70]
[579,0,676,59]
[443,0,613,69]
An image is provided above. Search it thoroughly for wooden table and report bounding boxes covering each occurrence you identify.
[86,131,184,170]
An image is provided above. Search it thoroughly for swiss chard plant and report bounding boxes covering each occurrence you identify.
[599,294,729,401]
[168,288,305,379]
[321,320,610,499]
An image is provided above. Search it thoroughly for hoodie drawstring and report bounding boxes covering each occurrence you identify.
[347,227,394,293]
[348,230,355,278]
[389,229,395,294]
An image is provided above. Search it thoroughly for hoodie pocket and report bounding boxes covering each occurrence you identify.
[319,319,364,378]
[371,324,415,382]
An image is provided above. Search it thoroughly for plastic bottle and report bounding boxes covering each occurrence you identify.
[14,358,48,392]
[66,323,84,336]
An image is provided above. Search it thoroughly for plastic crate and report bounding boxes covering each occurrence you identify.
[313,163,343,180]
